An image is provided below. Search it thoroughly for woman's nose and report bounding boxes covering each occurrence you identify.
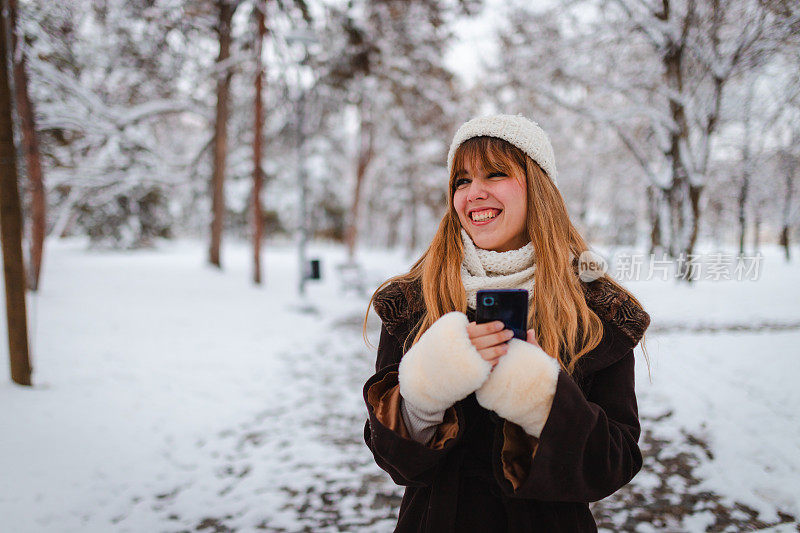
[467,180,488,201]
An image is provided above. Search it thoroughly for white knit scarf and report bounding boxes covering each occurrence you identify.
[460,228,536,309]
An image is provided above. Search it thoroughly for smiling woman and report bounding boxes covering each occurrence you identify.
[361,114,650,532]
[452,138,530,253]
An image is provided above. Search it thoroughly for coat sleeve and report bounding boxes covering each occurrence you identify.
[363,323,465,487]
[494,345,643,502]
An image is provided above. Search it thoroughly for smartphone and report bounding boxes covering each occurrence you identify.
[475,289,529,340]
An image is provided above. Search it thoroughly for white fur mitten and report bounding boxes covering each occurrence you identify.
[475,338,561,438]
[398,312,493,413]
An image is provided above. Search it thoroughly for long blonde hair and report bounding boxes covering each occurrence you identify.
[365,136,649,376]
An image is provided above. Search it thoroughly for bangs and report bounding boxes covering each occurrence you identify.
[450,136,527,193]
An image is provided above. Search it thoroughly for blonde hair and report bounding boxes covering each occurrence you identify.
[364,136,649,376]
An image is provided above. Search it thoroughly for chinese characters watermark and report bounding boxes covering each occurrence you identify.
[577,250,763,282]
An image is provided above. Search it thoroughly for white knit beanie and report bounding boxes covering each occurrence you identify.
[447,114,558,187]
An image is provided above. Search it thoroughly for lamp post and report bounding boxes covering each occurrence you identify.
[285,29,318,297]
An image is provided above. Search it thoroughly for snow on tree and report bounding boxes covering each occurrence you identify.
[486,0,799,280]
[310,0,483,259]
[22,0,211,248]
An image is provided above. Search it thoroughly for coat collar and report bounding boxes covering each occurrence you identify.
[580,276,650,349]
[373,276,650,352]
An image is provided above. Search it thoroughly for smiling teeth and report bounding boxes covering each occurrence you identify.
[471,209,498,222]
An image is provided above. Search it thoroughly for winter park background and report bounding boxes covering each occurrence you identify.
[1,1,799,532]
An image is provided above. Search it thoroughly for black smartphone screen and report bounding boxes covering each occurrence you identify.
[475,289,529,340]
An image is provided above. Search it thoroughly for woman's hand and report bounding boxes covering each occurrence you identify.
[526,329,541,348]
[467,321,514,367]
[526,328,558,360]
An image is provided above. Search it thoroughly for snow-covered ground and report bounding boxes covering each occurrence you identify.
[1,237,798,532]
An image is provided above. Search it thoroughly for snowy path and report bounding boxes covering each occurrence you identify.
[1,238,799,532]
[109,311,403,532]
[595,329,800,532]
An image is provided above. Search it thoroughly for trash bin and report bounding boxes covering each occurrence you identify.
[307,259,321,280]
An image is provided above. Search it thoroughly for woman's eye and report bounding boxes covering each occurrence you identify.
[488,172,507,179]
[455,178,470,188]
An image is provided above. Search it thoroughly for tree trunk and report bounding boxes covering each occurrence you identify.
[53,186,80,238]
[737,175,749,257]
[386,206,400,249]
[345,98,374,261]
[406,143,419,256]
[408,182,419,255]
[687,183,703,259]
[779,225,790,261]
[646,184,663,255]
[663,29,700,282]
[252,1,266,284]
[208,0,234,268]
[8,0,45,292]
[780,146,796,262]
[737,83,755,257]
[753,215,761,253]
[576,167,591,239]
[0,3,32,385]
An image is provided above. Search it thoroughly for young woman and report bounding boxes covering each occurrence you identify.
[362,114,651,532]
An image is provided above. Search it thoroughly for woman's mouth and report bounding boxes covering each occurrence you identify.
[469,208,502,225]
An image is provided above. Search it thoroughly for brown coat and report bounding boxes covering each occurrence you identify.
[363,277,651,532]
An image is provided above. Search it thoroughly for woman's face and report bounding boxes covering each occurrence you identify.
[453,156,529,252]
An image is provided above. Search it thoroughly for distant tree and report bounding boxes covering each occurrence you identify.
[252,0,267,284]
[206,0,311,268]
[7,0,46,291]
[208,0,236,268]
[777,141,798,261]
[0,0,32,386]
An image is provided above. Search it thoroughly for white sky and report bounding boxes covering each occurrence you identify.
[444,0,506,89]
